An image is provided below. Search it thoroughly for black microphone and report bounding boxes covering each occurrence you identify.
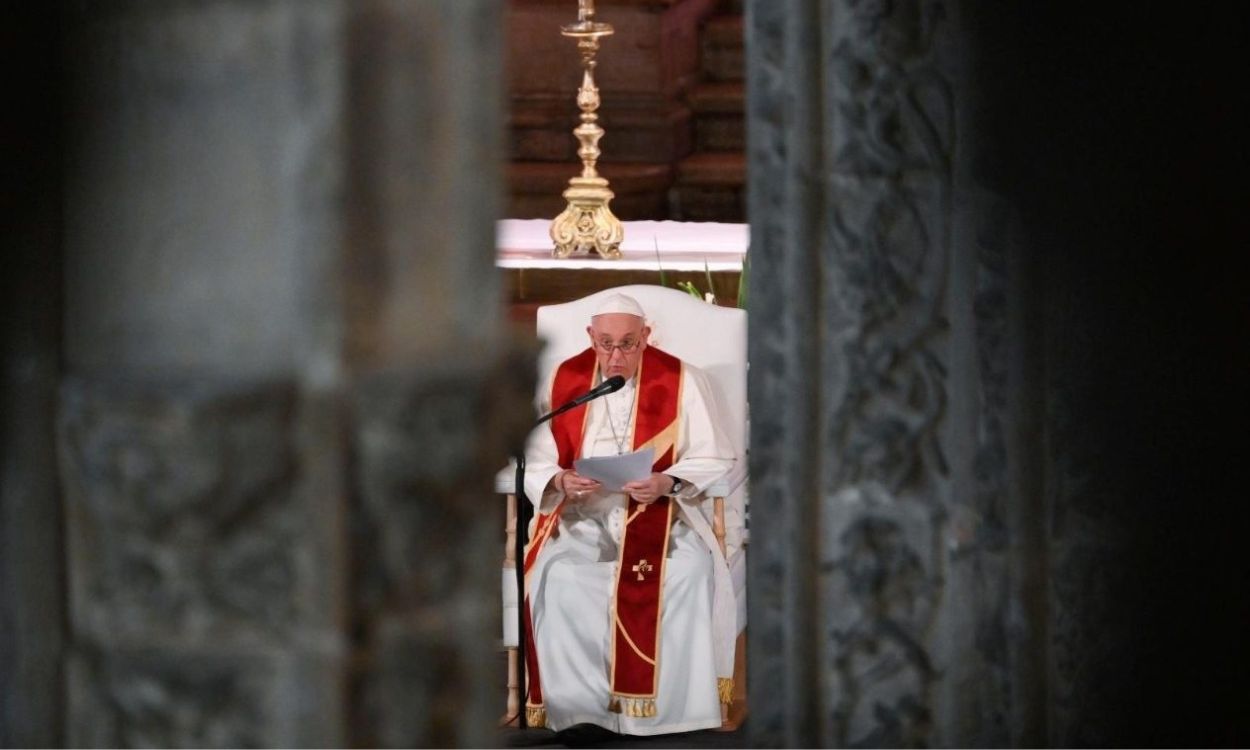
[569,374,627,407]
[535,374,627,424]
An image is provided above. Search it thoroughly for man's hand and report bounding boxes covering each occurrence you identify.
[557,470,601,500]
[622,473,676,505]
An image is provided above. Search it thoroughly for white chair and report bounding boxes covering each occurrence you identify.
[497,284,749,729]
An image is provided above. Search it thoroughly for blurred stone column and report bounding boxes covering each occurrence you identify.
[745,0,1041,745]
[59,2,350,745]
[57,0,520,747]
[341,3,532,746]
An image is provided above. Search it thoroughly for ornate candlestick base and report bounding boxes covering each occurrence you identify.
[550,176,624,259]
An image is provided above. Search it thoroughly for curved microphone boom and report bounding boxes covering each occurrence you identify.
[536,374,626,424]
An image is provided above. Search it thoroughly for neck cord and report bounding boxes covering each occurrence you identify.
[603,380,635,455]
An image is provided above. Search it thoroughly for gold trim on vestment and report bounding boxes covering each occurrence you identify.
[718,677,734,705]
[526,705,547,727]
[607,696,657,717]
[634,419,677,463]
[625,503,647,526]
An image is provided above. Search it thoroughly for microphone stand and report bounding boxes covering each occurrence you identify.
[513,450,530,729]
[513,379,621,730]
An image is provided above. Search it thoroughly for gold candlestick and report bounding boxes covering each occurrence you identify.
[549,0,624,259]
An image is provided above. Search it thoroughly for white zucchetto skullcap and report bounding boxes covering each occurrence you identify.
[592,293,646,319]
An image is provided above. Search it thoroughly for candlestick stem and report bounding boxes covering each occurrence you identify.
[549,9,623,259]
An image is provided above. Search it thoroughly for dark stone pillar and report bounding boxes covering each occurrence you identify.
[746,0,1003,744]
[59,3,351,744]
[56,0,523,746]
[746,0,1247,745]
[341,5,528,744]
[743,2,825,743]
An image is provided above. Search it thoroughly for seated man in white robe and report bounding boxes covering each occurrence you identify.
[521,293,737,736]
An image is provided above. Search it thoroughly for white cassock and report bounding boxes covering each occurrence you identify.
[523,362,736,735]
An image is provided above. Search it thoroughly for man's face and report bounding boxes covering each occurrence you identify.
[587,313,650,380]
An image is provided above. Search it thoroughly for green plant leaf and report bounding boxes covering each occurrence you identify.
[737,252,749,310]
[677,280,702,299]
[654,238,668,288]
[704,258,716,305]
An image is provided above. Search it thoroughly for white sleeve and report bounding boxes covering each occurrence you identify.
[521,369,566,513]
[665,364,736,494]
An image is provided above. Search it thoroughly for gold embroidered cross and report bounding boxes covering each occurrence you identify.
[632,558,654,581]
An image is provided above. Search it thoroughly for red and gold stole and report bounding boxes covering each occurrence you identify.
[522,346,683,725]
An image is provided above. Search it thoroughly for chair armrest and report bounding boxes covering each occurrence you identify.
[495,462,518,495]
[703,460,747,497]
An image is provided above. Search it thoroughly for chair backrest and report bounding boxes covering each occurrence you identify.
[535,285,746,459]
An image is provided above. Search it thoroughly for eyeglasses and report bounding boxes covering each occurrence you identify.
[594,339,641,354]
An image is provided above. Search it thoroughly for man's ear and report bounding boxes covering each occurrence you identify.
[641,325,652,346]
[586,325,595,343]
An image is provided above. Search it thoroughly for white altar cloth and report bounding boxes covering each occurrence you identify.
[496,219,749,271]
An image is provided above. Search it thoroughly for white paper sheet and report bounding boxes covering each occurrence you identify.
[573,448,655,493]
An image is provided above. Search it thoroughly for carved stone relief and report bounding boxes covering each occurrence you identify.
[349,343,536,747]
[821,488,940,748]
[66,648,271,748]
[55,377,354,747]
[824,181,950,496]
[828,0,953,178]
[748,0,962,745]
[351,346,536,614]
[817,0,954,744]
[59,378,300,645]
